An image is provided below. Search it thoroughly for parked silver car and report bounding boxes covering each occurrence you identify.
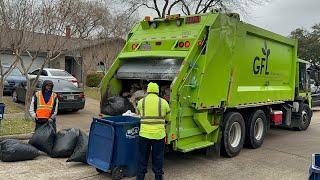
[13,78,85,112]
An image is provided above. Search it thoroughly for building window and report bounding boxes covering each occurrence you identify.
[97,61,106,72]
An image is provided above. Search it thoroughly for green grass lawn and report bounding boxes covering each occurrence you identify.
[0,118,35,136]
[84,87,101,101]
[0,97,24,114]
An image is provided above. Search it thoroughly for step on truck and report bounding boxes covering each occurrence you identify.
[100,12,315,157]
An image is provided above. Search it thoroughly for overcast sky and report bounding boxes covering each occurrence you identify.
[244,0,320,36]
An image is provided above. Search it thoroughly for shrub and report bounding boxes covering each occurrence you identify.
[86,73,104,87]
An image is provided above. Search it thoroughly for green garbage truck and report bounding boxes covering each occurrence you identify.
[99,12,314,157]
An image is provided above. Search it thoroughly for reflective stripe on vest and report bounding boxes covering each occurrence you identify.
[36,91,56,119]
[140,96,165,125]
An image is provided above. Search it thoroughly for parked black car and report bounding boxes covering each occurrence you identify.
[13,78,85,112]
[3,66,26,95]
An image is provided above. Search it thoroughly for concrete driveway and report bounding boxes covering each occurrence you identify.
[0,102,319,179]
[56,97,99,131]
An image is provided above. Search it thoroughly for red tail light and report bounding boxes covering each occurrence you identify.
[186,16,201,24]
[184,41,191,48]
[57,93,63,101]
[178,42,184,48]
[197,40,203,46]
[79,92,85,99]
[131,44,138,50]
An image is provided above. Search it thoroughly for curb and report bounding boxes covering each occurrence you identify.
[0,133,32,141]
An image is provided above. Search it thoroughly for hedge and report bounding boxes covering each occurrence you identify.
[86,73,104,87]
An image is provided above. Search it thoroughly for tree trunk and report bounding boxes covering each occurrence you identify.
[0,78,4,100]
[24,79,34,119]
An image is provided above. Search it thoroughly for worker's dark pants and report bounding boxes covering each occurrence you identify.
[35,118,56,132]
[136,136,165,180]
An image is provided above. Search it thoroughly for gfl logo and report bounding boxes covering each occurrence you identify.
[253,41,270,75]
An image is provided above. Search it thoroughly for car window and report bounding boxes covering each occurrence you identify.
[41,70,48,76]
[31,70,40,75]
[49,70,71,76]
[4,68,22,76]
[51,79,78,91]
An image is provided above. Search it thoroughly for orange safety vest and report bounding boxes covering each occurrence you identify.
[36,91,56,119]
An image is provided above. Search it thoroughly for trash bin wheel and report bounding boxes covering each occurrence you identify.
[111,167,124,180]
[96,168,104,173]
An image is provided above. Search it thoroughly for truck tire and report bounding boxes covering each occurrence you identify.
[295,103,312,131]
[245,110,267,149]
[221,112,245,158]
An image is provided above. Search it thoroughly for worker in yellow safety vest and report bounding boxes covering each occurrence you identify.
[136,82,170,180]
[29,80,58,131]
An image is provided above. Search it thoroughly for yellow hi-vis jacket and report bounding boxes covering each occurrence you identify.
[137,93,170,140]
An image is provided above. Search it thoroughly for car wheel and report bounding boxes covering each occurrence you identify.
[221,112,245,158]
[245,110,267,149]
[12,90,19,103]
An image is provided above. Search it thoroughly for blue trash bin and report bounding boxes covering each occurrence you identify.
[0,103,5,120]
[309,153,320,180]
[87,116,140,180]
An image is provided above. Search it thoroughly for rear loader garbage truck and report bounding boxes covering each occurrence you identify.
[99,12,314,158]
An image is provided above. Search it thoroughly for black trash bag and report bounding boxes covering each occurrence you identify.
[29,122,56,155]
[67,130,88,163]
[0,139,40,162]
[51,128,79,158]
[101,96,135,116]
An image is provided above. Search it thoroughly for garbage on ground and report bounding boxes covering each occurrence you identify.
[67,130,88,163]
[0,139,40,162]
[51,128,79,158]
[29,122,56,155]
[101,96,135,116]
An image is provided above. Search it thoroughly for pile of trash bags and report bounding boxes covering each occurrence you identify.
[0,122,88,163]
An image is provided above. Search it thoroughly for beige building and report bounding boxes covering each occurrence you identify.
[0,29,125,86]
[50,38,125,86]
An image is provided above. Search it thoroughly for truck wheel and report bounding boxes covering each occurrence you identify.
[111,167,124,180]
[221,112,245,158]
[296,104,312,131]
[245,110,267,149]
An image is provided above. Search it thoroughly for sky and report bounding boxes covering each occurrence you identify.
[244,0,320,36]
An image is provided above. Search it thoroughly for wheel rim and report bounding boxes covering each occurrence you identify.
[254,118,264,141]
[302,110,308,125]
[228,122,242,148]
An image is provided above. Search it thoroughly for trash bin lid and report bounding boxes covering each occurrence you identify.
[87,120,115,171]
